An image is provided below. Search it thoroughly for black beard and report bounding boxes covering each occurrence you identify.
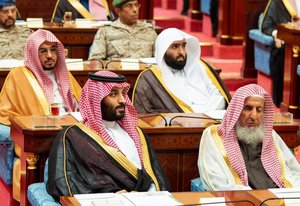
[0,16,15,29]
[164,53,187,71]
[101,102,125,121]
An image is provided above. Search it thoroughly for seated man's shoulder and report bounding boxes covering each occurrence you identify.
[136,20,155,29]
[138,67,160,81]
[12,26,31,33]
[8,66,29,76]
[96,22,121,34]
[203,125,221,138]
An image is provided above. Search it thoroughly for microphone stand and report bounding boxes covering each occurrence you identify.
[168,115,222,126]
[138,114,168,127]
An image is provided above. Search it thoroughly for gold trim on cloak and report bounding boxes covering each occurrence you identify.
[62,123,161,195]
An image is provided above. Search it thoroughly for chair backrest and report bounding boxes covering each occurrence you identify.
[201,0,211,15]
[44,159,49,183]
[258,13,264,30]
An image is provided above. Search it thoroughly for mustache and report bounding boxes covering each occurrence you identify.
[176,54,186,60]
[115,103,125,109]
[6,16,15,21]
[45,58,55,62]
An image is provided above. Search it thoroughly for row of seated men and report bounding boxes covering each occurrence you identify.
[2,0,298,107]
[0,0,300,204]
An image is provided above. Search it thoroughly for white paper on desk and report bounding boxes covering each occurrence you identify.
[269,188,300,194]
[26,18,43,28]
[0,59,24,68]
[203,110,226,120]
[200,197,226,206]
[139,57,156,65]
[269,188,300,206]
[121,58,140,70]
[75,18,92,28]
[15,20,27,27]
[65,58,84,70]
[70,112,82,122]
[74,193,131,206]
[91,20,111,27]
[122,191,182,206]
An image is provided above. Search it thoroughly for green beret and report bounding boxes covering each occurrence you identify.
[112,0,129,7]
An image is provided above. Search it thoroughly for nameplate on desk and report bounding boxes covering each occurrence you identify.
[66,59,84,70]
[75,18,92,28]
[121,58,140,70]
[26,18,43,28]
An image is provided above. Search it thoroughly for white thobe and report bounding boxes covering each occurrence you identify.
[198,126,300,191]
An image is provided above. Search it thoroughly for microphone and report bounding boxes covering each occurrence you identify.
[174,199,255,206]
[259,196,300,206]
[138,114,168,127]
[168,115,222,126]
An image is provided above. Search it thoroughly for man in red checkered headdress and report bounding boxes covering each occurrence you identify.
[0,29,81,125]
[47,71,169,201]
[0,29,81,201]
[198,84,300,191]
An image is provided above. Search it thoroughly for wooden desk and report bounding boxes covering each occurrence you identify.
[41,23,98,59]
[10,114,299,205]
[60,190,285,206]
[277,24,300,118]
[31,22,163,59]
[10,115,78,206]
[73,60,149,98]
[0,60,221,99]
[0,60,148,99]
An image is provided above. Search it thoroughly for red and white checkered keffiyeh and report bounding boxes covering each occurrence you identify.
[24,29,77,111]
[218,84,285,188]
[79,71,144,168]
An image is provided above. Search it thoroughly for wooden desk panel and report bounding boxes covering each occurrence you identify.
[277,24,300,118]
[0,61,147,99]
[0,60,220,99]
[10,113,299,205]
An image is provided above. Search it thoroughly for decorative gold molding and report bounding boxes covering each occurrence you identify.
[26,153,39,170]
[220,35,244,40]
[292,45,300,58]
[289,105,299,109]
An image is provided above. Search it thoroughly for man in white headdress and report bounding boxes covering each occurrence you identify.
[132,28,230,114]
[198,84,300,191]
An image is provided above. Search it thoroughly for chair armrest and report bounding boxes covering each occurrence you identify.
[249,29,274,46]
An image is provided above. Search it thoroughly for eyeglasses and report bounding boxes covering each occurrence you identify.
[38,47,58,55]
[122,2,141,10]
[0,7,17,15]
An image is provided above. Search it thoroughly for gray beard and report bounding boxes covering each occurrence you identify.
[236,122,265,147]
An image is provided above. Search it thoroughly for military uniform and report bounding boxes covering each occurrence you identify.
[88,19,157,60]
[0,26,32,60]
